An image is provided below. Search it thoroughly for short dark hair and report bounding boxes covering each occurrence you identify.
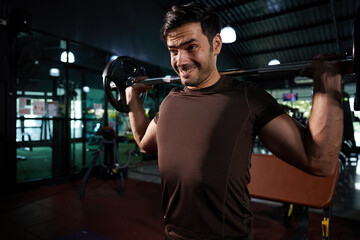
[160,2,222,45]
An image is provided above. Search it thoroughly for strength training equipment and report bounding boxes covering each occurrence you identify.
[103,11,359,113]
[79,127,131,198]
[103,55,355,113]
[103,56,148,112]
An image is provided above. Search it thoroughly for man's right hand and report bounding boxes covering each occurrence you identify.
[125,76,154,105]
[125,76,157,154]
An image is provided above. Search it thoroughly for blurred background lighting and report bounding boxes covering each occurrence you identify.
[110,55,118,61]
[268,59,280,65]
[61,51,75,63]
[83,86,90,93]
[220,26,236,43]
[49,68,60,77]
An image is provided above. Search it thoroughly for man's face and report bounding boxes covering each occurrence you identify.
[166,22,219,88]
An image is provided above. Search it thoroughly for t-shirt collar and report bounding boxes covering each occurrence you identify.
[183,75,230,94]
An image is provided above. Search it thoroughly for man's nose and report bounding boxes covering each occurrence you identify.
[176,50,190,67]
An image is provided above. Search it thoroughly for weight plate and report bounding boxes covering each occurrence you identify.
[102,56,147,112]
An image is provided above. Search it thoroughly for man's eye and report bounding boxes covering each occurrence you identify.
[169,49,177,54]
[188,45,197,50]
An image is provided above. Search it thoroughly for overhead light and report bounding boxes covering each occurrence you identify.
[110,55,118,61]
[49,68,60,77]
[220,26,236,43]
[60,51,75,63]
[83,86,90,93]
[294,76,313,84]
[268,59,280,65]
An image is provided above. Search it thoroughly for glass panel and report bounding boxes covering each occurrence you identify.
[16,118,49,142]
[17,146,52,182]
[16,31,68,182]
[83,70,105,167]
[68,67,84,172]
[70,120,83,172]
[15,29,152,183]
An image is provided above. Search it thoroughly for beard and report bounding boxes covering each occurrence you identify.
[177,52,214,88]
[180,63,201,87]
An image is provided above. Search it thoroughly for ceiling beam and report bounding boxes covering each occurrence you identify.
[235,36,352,59]
[233,16,354,43]
[330,0,341,54]
[222,0,332,26]
[212,0,253,11]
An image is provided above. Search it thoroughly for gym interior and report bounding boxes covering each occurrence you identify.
[1,0,360,239]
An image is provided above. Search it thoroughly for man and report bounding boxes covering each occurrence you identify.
[125,2,343,239]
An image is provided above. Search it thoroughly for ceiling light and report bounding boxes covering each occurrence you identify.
[110,55,118,61]
[49,68,60,77]
[268,59,280,65]
[60,51,75,63]
[220,26,236,44]
[294,76,313,84]
[83,86,90,93]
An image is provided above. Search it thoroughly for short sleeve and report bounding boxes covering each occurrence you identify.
[153,86,183,125]
[246,83,285,134]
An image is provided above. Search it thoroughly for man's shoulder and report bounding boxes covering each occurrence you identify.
[221,76,257,91]
[165,86,185,97]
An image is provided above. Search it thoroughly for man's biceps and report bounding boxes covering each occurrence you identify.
[259,115,301,141]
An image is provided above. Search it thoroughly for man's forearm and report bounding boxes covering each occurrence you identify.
[127,91,150,149]
[305,72,343,176]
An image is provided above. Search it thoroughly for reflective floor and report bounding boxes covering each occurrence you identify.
[332,161,360,220]
[1,156,359,239]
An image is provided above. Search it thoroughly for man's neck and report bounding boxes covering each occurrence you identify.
[187,70,221,90]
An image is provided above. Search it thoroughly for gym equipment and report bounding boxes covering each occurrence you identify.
[103,56,353,113]
[248,154,340,240]
[103,56,148,113]
[102,11,359,113]
[79,127,132,198]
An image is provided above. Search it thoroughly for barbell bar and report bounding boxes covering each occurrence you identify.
[103,56,355,113]
[103,9,359,113]
[124,58,354,86]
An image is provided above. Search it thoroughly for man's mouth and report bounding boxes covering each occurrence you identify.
[179,65,197,76]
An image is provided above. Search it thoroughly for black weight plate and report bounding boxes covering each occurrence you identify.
[102,56,147,112]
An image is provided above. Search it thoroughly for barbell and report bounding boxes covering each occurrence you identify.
[103,11,359,113]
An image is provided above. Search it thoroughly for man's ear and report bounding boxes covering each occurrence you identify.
[212,33,222,55]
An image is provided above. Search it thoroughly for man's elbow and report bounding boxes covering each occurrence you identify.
[311,165,337,177]
[139,143,157,155]
[306,157,339,177]
[140,148,157,154]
